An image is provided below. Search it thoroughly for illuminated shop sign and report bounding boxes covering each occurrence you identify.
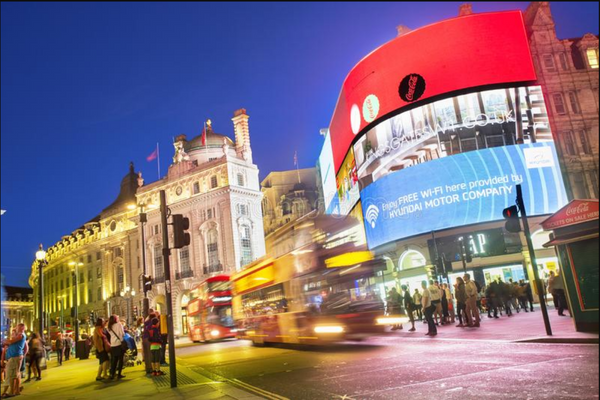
[328,11,535,172]
[361,142,568,249]
[212,296,233,303]
[334,148,360,215]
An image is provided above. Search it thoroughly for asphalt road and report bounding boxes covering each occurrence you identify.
[176,337,599,400]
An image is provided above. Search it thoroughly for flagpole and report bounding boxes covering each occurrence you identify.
[156,142,161,180]
[295,151,301,184]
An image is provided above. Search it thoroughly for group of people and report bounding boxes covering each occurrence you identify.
[1,324,45,398]
[91,314,137,381]
[387,271,569,337]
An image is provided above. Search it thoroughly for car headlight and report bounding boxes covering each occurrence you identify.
[210,330,220,337]
[314,325,344,334]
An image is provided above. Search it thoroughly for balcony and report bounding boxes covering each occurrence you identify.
[175,270,194,280]
[203,263,223,275]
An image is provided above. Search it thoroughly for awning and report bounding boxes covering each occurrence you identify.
[543,231,598,247]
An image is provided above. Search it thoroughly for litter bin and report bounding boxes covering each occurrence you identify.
[76,340,90,359]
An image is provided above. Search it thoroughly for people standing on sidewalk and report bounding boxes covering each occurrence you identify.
[428,280,443,326]
[525,280,535,312]
[386,287,403,331]
[159,312,169,366]
[2,323,27,398]
[143,309,156,375]
[64,333,72,361]
[486,280,500,319]
[107,315,126,380]
[548,271,559,309]
[454,277,467,327]
[552,271,569,316]
[92,318,111,381]
[464,274,480,327]
[421,281,437,336]
[25,333,43,382]
[413,289,423,321]
[55,333,64,366]
[148,318,165,377]
[517,280,529,312]
[401,285,416,332]
[443,283,455,324]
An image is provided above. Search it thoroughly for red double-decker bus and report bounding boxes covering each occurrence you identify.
[187,275,236,343]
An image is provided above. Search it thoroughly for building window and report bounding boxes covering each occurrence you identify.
[96,252,101,261]
[237,173,244,187]
[154,245,164,278]
[543,54,556,72]
[559,53,569,71]
[207,229,219,268]
[88,270,92,282]
[193,182,200,194]
[88,288,92,303]
[210,176,218,189]
[568,92,580,114]
[114,247,122,258]
[154,225,160,235]
[207,208,213,219]
[96,267,102,278]
[79,272,84,284]
[586,48,599,69]
[564,131,576,155]
[87,255,92,264]
[180,247,190,272]
[240,225,253,267]
[60,280,64,290]
[552,93,567,115]
[238,204,248,216]
[97,287,102,302]
[579,130,592,155]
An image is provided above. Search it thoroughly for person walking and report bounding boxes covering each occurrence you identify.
[464,274,480,327]
[55,333,64,366]
[413,289,423,321]
[143,310,156,375]
[517,280,529,312]
[486,280,500,319]
[428,280,443,326]
[387,287,403,330]
[553,271,569,316]
[525,281,535,312]
[108,315,126,380]
[3,324,27,397]
[64,333,72,361]
[454,277,468,327]
[92,318,111,381]
[421,281,437,336]
[401,285,416,332]
[25,333,43,382]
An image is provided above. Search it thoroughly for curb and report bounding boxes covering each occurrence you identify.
[513,337,599,344]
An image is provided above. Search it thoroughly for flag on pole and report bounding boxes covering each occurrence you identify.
[201,122,207,146]
[146,148,158,162]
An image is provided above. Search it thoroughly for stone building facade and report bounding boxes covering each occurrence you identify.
[1,286,34,335]
[136,109,265,335]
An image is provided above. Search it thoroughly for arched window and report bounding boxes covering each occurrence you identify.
[207,229,219,269]
[240,225,253,267]
[398,250,426,271]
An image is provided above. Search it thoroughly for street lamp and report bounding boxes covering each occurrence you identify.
[68,261,83,342]
[130,202,150,318]
[120,286,136,327]
[35,244,47,341]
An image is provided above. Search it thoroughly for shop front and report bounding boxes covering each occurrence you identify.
[542,200,599,333]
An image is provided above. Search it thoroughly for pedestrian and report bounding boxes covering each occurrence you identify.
[401,285,416,332]
[387,287,403,330]
[413,289,423,321]
[525,281,535,312]
[159,312,169,366]
[518,280,529,312]
[148,318,165,376]
[441,283,450,324]
[548,271,558,309]
[25,333,42,382]
[19,339,27,381]
[1,340,9,399]
[92,318,111,381]
[443,283,456,324]
[486,280,500,319]
[510,280,520,313]
[421,281,437,336]
[464,274,480,327]
[428,280,443,326]
[143,309,156,375]
[454,277,467,327]
[107,315,126,380]
[2,324,27,397]
[552,271,569,316]
[64,333,72,361]
[55,332,64,366]
[43,337,51,362]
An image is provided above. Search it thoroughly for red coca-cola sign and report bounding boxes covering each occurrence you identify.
[541,200,599,230]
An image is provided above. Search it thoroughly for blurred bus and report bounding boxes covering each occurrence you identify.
[187,275,236,342]
[232,215,389,346]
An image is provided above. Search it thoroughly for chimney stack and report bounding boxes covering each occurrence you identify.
[396,25,411,37]
[232,108,252,163]
[459,3,473,16]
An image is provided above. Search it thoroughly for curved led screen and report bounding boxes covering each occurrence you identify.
[328,11,536,173]
[361,142,568,249]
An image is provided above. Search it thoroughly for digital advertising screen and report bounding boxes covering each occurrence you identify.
[360,142,568,249]
[318,132,337,213]
[334,148,360,215]
[328,11,536,173]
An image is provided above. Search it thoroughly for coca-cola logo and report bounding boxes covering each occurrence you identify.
[566,202,590,216]
[399,73,426,103]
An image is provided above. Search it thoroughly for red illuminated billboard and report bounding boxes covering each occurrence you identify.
[329,11,536,172]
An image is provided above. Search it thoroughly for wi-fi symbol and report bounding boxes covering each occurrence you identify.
[365,205,380,229]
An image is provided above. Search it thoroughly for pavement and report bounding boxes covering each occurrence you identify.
[12,350,266,400]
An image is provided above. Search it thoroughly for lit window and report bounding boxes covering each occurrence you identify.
[552,93,567,115]
[154,244,164,278]
[240,225,253,267]
[586,49,599,69]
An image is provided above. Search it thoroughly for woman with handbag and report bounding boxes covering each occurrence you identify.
[107,315,126,380]
[92,318,111,381]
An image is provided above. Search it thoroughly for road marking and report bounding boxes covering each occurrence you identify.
[230,378,289,400]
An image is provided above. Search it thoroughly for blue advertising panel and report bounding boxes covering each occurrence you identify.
[360,142,568,249]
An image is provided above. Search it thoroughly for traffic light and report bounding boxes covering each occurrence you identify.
[503,205,521,233]
[172,214,191,249]
[143,274,153,293]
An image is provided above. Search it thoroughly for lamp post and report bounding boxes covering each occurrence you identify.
[130,202,150,318]
[57,295,66,332]
[68,261,83,342]
[120,286,136,327]
[35,244,47,342]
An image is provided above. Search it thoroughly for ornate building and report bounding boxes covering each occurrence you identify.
[1,286,34,335]
[29,163,141,336]
[135,109,265,335]
[524,2,598,199]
